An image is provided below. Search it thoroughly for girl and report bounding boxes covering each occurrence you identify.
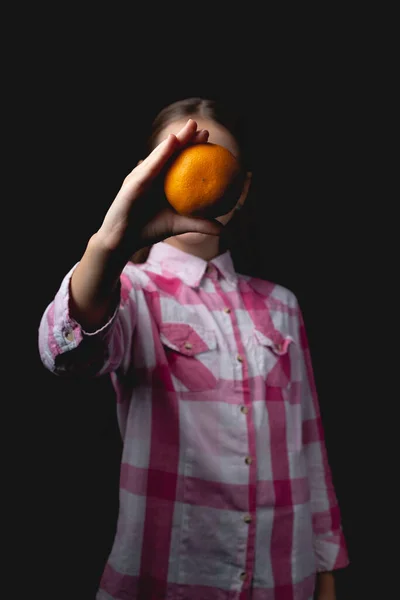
[38,98,349,600]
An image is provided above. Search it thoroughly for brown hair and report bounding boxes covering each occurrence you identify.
[131,97,257,273]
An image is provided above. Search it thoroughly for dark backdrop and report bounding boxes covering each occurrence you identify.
[16,26,369,600]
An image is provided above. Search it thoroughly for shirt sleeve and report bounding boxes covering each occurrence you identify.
[296,301,350,573]
[38,263,137,377]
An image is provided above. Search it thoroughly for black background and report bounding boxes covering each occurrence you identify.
[10,11,379,599]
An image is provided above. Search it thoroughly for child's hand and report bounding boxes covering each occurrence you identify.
[96,119,223,257]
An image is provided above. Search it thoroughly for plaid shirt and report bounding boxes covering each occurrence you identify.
[39,241,349,600]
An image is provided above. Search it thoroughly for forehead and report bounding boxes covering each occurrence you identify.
[157,117,240,158]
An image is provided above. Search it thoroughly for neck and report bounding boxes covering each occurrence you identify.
[163,236,221,261]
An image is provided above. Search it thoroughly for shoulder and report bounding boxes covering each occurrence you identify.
[116,262,154,303]
[239,273,299,312]
[240,275,305,345]
[122,261,149,283]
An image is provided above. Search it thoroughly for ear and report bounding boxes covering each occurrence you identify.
[235,171,252,210]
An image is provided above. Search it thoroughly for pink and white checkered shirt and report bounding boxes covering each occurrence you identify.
[38,241,349,600]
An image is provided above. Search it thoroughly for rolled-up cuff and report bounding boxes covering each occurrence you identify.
[314,529,350,572]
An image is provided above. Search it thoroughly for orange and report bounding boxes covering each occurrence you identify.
[164,143,241,217]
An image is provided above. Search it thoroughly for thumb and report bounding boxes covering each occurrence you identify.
[171,215,224,237]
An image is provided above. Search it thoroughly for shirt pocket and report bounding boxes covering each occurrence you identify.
[253,328,294,387]
[160,322,219,392]
[253,328,302,452]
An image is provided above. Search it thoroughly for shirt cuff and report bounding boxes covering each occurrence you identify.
[314,529,350,572]
[59,268,121,350]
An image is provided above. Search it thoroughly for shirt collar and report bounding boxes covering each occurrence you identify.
[145,242,238,288]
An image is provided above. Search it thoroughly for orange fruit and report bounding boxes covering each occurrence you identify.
[164,142,241,217]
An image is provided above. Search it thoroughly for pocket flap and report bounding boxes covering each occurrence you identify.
[160,323,217,356]
[254,328,294,356]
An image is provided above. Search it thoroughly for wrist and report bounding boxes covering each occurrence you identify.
[93,228,144,266]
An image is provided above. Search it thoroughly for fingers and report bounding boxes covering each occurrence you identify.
[171,215,223,237]
[139,208,223,247]
[192,129,209,144]
[129,119,195,183]
[139,119,209,174]
[138,134,179,178]
[121,134,177,189]
[174,118,198,144]
[145,118,196,165]
[123,119,209,190]
[174,119,209,145]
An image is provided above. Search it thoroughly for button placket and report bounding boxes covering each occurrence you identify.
[243,514,252,523]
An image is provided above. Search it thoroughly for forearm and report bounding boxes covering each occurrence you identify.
[314,571,335,599]
[70,232,136,332]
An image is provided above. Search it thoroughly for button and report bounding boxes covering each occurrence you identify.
[184,342,193,350]
[240,572,247,581]
[223,307,231,314]
[243,514,252,523]
[64,331,74,342]
[245,456,253,465]
[240,406,249,414]
[275,343,283,352]
[236,354,244,363]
